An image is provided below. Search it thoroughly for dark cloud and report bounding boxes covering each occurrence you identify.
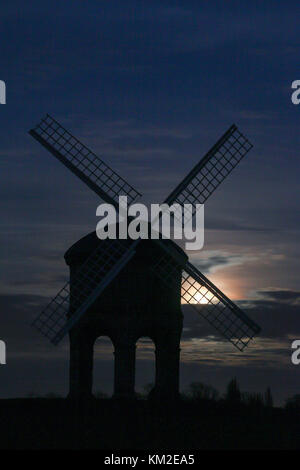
[196,255,233,272]
[192,253,243,274]
[257,289,300,304]
[241,300,300,340]
[182,298,300,344]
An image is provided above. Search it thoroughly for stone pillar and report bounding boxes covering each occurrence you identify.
[68,330,95,401]
[154,335,181,400]
[113,338,136,399]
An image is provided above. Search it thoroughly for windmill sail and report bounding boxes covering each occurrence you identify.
[29,114,141,208]
[182,262,261,351]
[152,255,260,351]
[32,238,137,344]
[29,114,144,344]
[164,125,253,220]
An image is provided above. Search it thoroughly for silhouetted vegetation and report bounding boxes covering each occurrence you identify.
[0,379,299,449]
[94,390,109,399]
[26,392,62,399]
[265,387,274,408]
[225,377,242,404]
[180,379,275,412]
[185,382,219,401]
[285,394,300,412]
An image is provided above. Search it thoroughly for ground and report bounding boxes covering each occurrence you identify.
[0,398,299,450]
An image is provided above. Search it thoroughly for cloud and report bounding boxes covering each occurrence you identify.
[190,250,254,274]
[256,288,300,305]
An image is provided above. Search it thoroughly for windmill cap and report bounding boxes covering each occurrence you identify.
[64,229,188,267]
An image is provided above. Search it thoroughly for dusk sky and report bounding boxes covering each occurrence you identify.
[0,1,300,405]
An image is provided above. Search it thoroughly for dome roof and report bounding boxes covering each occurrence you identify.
[64,229,187,266]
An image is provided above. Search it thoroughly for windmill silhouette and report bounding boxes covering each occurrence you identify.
[29,115,261,400]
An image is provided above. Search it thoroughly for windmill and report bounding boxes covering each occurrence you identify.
[29,114,261,400]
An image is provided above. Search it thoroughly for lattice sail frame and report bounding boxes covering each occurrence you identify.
[29,114,141,207]
[165,125,253,221]
[151,255,261,351]
[29,115,143,343]
[32,238,137,344]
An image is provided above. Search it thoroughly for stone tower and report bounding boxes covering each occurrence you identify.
[64,231,187,401]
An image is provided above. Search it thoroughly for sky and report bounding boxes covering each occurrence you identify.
[0,0,300,405]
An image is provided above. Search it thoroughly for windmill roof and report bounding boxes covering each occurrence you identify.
[64,230,187,266]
